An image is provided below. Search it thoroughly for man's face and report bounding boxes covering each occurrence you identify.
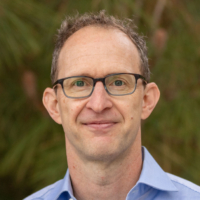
[56,26,145,162]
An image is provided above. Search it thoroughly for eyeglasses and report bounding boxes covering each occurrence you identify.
[53,73,147,99]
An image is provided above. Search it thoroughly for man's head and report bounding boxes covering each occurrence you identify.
[43,11,160,163]
[51,10,150,85]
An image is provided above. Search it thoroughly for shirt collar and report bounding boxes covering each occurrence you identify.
[48,146,178,200]
[138,146,178,191]
[48,170,76,200]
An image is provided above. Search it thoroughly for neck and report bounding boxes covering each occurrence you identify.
[66,134,142,200]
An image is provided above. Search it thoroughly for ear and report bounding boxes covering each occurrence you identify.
[141,82,160,120]
[42,87,62,124]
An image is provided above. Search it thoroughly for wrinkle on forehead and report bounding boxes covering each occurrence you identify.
[57,26,141,78]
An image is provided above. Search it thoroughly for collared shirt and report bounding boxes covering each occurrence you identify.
[24,147,200,200]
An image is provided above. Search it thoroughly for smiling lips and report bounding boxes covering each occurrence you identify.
[83,121,117,129]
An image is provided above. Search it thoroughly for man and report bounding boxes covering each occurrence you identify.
[24,11,200,200]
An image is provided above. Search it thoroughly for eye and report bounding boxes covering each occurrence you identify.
[74,80,85,87]
[113,80,124,86]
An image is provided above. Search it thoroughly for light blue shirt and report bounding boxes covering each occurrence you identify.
[24,147,200,200]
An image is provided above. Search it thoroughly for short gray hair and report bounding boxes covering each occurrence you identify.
[51,10,150,84]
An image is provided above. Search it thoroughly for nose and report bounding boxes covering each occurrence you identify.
[86,81,113,113]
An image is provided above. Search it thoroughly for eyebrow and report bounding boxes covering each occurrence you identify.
[68,72,129,78]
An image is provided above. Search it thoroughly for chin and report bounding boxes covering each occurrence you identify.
[83,145,127,163]
[85,152,118,162]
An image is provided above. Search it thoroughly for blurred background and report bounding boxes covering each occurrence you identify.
[0,0,200,199]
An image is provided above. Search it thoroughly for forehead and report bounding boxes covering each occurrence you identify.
[58,26,141,78]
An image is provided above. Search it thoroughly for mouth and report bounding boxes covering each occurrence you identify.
[82,121,117,130]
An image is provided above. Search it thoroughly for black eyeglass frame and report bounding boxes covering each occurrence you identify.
[53,73,148,99]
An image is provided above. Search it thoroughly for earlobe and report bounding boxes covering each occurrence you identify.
[141,83,160,120]
[42,88,62,124]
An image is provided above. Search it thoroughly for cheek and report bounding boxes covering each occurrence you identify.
[58,95,73,123]
[119,96,143,121]
[59,97,85,125]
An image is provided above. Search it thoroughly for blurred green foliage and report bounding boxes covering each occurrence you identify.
[0,0,200,199]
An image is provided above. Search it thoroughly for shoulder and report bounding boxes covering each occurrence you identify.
[23,180,62,200]
[167,173,200,198]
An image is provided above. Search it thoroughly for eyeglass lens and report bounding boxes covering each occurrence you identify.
[62,74,137,98]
